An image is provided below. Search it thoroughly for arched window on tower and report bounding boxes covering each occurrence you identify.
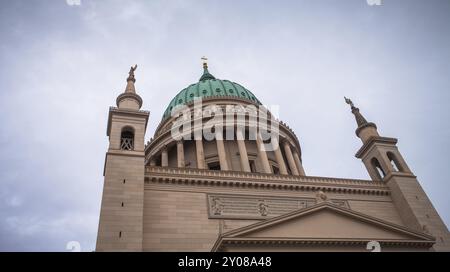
[387,151,404,172]
[120,127,134,151]
[371,157,385,180]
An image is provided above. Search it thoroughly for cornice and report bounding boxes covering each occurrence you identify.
[145,166,390,196]
[107,106,150,137]
[355,136,398,159]
[383,171,416,182]
[213,238,434,252]
[107,149,145,157]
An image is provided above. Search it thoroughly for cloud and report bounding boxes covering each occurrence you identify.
[4,196,23,208]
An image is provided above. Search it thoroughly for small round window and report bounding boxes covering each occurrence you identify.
[229,89,234,93]
[203,89,207,94]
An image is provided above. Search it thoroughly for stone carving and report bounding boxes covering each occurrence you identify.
[207,194,350,219]
[127,64,138,82]
[211,197,223,215]
[207,194,311,219]
[331,200,348,208]
[207,194,348,219]
[316,190,329,203]
[422,224,430,234]
[258,201,269,216]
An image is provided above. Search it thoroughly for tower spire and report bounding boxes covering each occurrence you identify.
[125,64,138,93]
[116,65,143,110]
[199,56,216,81]
[344,97,378,142]
[344,97,371,127]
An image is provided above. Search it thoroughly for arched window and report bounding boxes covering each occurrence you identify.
[371,157,385,180]
[387,152,404,172]
[120,127,134,150]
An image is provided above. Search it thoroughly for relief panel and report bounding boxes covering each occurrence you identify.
[207,194,349,219]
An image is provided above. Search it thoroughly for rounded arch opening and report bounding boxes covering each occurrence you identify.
[371,157,385,180]
[387,151,404,172]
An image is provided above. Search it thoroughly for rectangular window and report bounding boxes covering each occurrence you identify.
[249,160,257,173]
[207,161,221,171]
[272,165,280,175]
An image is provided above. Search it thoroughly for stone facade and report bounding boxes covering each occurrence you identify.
[96,65,450,252]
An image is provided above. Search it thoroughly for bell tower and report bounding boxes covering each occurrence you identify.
[96,65,149,251]
[345,97,450,251]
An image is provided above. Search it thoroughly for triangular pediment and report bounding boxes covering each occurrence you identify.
[212,202,434,251]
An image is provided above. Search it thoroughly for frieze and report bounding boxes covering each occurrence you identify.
[207,194,349,219]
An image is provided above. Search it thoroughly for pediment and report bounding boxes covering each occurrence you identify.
[212,202,434,251]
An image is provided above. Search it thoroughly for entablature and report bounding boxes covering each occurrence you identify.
[145,166,390,196]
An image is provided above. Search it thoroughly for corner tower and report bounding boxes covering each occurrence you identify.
[345,97,450,251]
[96,65,149,251]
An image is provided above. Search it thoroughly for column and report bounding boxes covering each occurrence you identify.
[293,150,305,176]
[161,146,168,167]
[177,140,185,168]
[216,129,229,170]
[195,138,206,169]
[273,139,288,175]
[256,132,272,174]
[283,141,299,175]
[236,128,251,172]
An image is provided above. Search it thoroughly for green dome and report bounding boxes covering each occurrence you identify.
[162,66,262,120]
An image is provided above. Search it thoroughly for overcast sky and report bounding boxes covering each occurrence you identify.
[0,0,449,251]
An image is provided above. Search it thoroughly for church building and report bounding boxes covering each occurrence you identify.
[96,60,450,252]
